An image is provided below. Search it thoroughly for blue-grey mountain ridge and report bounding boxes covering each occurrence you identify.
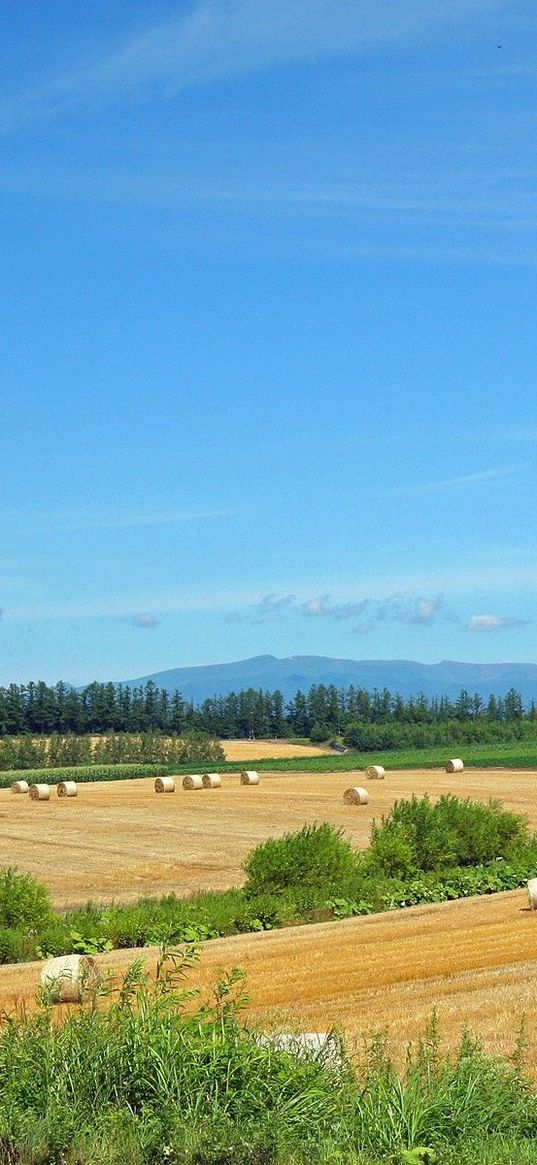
[117,656,537,705]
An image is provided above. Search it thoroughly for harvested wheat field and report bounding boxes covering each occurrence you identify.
[220,739,333,759]
[1,890,537,1071]
[3,766,537,909]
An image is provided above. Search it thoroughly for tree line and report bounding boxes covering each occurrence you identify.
[0,678,535,744]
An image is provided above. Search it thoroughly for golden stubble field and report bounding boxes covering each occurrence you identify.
[3,765,537,909]
[221,740,333,759]
[2,764,537,1066]
[0,891,536,1069]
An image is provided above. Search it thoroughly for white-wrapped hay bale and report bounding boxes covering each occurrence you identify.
[202,773,221,788]
[41,954,100,1003]
[11,780,29,794]
[57,781,78,797]
[240,770,259,785]
[366,765,385,780]
[182,774,203,790]
[527,879,537,910]
[445,758,464,773]
[155,776,175,793]
[256,1031,343,1068]
[29,784,50,801]
[343,786,368,805]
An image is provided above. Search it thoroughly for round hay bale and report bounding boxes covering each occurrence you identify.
[365,765,385,780]
[240,770,259,785]
[40,954,100,1003]
[11,780,29,794]
[527,879,537,910]
[57,781,78,798]
[182,774,203,790]
[202,773,221,788]
[155,776,175,793]
[29,784,50,801]
[445,758,464,773]
[343,786,368,805]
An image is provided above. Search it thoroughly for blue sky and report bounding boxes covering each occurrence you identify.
[2,0,537,685]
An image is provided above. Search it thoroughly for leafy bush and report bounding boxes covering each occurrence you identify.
[0,867,54,932]
[243,822,358,897]
[367,794,530,876]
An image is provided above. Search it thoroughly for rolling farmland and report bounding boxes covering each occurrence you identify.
[1,763,537,1073]
[2,765,537,909]
[1,890,536,1071]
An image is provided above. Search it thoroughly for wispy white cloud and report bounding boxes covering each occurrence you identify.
[0,506,237,532]
[487,426,537,442]
[253,593,298,624]
[375,595,444,624]
[302,594,370,621]
[226,590,445,628]
[467,612,530,632]
[0,0,509,133]
[391,464,523,496]
[128,612,161,629]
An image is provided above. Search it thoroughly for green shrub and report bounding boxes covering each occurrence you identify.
[367,794,530,876]
[243,823,358,897]
[0,867,54,932]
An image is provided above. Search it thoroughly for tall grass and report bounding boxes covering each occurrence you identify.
[0,953,536,1163]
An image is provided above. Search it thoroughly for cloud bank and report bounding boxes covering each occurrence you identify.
[227,591,445,629]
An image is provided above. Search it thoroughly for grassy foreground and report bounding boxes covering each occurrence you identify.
[1,950,537,1164]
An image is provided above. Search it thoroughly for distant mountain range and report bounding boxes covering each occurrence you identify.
[117,655,537,705]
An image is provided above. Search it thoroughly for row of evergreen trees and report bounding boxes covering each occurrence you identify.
[0,678,534,739]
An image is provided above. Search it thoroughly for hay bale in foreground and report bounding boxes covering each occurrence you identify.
[11,780,29,794]
[343,786,368,805]
[182,774,203,790]
[29,784,50,801]
[202,773,221,788]
[256,1031,344,1070]
[527,879,537,910]
[57,781,78,797]
[445,758,464,773]
[240,770,259,785]
[41,954,100,1003]
[155,776,175,793]
[366,765,385,779]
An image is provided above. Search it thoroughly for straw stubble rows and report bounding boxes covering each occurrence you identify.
[1,890,536,1070]
[2,765,537,1068]
[3,766,537,908]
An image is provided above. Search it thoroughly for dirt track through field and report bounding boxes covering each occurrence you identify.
[3,766,537,908]
[2,890,537,1070]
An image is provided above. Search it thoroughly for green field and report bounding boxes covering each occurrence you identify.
[204,740,537,773]
[0,763,168,788]
[2,742,537,789]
